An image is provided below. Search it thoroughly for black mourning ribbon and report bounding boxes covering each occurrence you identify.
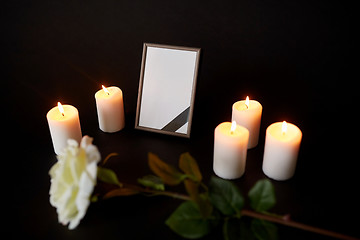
[161,106,190,132]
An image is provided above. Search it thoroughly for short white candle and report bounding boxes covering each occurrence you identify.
[262,121,302,181]
[46,102,82,154]
[232,96,262,149]
[95,86,125,133]
[213,121,249,179]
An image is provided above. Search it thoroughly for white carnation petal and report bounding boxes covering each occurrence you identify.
[56,186,73,225]
[67,139,79,147]
[77,162,97,199]
[68,216,81,230]
[49,135,100,230]
[88,161,98,179]
[85,145,101,163]
[80,136,101,164]
[69,163,97,230]
[80,135,93,149]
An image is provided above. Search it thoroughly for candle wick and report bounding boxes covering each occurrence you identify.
[107,92,110,95]
[62,113,65,117]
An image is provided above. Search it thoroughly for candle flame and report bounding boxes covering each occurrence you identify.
[230,120,237,134]
[245,96,250,109]
[282,121,287,135]
[102,85,110,95]
[57,102,64,116]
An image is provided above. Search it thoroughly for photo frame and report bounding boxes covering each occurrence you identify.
[135,43,201,138]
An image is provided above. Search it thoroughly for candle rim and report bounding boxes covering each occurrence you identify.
[233,99,262,111]
[46,104,79,121]
[267,121,302,142]
[95,86,122,99]
[216,121,249,137]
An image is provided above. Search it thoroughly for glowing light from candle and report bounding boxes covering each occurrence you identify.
[245,96,250,109]
[230,120,237,134]
[282,121,287,135]
[57,102,64,116]
[102,85,110,95]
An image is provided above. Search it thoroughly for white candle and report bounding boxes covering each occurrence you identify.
[262,121,302,181]
[46,102,82,154]
[95,85,125,133]
[213,121,249,179]
[232,96,262,149]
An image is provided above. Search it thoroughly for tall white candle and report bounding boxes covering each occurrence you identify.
[213,121,249,179]
[95,86,125,133]
[46,102,82,154]
[262,121,302,181]
[232,96,262,149]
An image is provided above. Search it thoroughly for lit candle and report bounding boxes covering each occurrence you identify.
[262,121,302,181]
[95,85,125,133]
[213,121,249,179]
[46,102,82,154]
[232,96,262,149]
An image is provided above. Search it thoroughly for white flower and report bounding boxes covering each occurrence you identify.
[49,135,101,229]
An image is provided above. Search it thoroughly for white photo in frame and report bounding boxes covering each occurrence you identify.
[135,43,201,138]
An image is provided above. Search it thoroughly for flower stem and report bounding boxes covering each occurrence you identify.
[241,209,359,240]
[142,189,191,201]
[101,152,119,166]
[122,183,191,201]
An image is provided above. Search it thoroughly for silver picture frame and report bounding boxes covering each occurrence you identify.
[135,43,201,138]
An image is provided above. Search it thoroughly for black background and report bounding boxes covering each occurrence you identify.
[2,0,355,239]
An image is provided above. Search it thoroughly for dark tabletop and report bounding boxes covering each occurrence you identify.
[3,0,355,239]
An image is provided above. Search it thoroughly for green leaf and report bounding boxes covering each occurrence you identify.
[103,187,139,199]
[197,193,213,219]
[166,201,211,239]
[184,180,213,218]
[137,175,165,191]
[179,152,202,182]
[208,176,244,216]
[148,152,186,185]
[251,219,278,240]
[248,179,276,212]
[184,179,199,199]
[97,167,122,187]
